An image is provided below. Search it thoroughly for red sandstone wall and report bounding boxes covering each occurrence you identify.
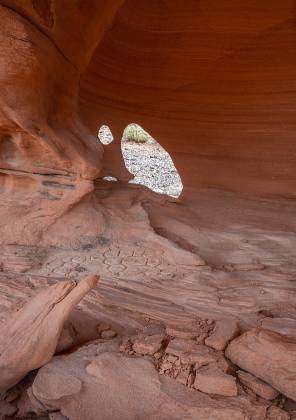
[79,0,296,197]
[0,0,295,197]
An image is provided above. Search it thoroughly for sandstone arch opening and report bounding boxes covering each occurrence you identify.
[98,125,113,145]
[103,176,118,182]
[122,124,183,197]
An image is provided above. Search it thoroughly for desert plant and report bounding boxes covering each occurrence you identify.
[123,124,151,143]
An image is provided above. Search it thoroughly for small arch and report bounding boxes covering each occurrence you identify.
[121,124,183,198]
[98,125,113,145]
[103,176,118,182]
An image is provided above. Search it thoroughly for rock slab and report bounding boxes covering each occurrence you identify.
[193,364,238,397]
[166,338,220,366]
[226,328,296,401]
[132,333,164,355]
[30,340,267,420]
[205,319,239,351]
[237,370,279,400]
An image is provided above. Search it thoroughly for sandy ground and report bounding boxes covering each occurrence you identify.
[122,142,183,197]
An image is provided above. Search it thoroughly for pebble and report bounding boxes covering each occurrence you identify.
[154,352,162,360]
[101,329,117,339]
[97,322,112,333]
[167,355,178,363]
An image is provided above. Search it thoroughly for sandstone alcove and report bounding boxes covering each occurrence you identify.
[98,125,114,145]
[0,1,295,418]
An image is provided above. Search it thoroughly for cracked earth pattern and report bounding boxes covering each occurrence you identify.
[27,242,193,281]
[1,228,296,328]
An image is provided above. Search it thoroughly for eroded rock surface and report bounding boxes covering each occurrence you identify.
[166,339,225,368]
[0,1,295,418]
[0,274,98,392]
[237,370,279,401]
[132,333,165,355]
[260,318,296,339]
[226,328,296,401]
[28,340,268,420]
[205,319,240,351]
[193,364,238,397]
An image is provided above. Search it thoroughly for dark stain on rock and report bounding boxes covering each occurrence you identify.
[42,181,74,189]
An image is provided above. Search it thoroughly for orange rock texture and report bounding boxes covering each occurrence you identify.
[1,0,296,200]
[0,3,296,419]
[79,0,296,196]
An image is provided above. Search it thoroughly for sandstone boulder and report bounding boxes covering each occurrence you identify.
[33,366,82,402]
[0,274,98,392]
[132,333,164,355]
[193,364,238,397]
[237,370,279,400]
[166,338,230,374]
[226,328,296,401]
[205,319,239,351]
[30,340,267,420]
[166,339,217,365]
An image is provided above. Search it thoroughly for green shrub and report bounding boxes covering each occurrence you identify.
[123,124,151,143]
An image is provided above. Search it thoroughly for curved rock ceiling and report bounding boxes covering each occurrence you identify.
[79,0,296,196]
[0,0,295,196]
